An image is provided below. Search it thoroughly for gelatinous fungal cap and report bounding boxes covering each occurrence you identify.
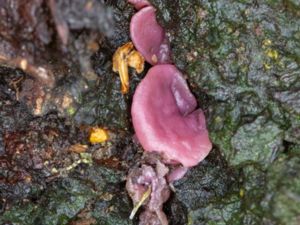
[130,6,171,65]
[128,0,150,10]
[131,65,212,167]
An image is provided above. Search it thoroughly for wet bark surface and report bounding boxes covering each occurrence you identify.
[1,0,300,225]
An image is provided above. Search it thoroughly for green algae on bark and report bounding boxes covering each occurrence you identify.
[150,0,300,168]
[1,0,300,224]
[0,168,134,225]
[150,0,300,224]
[0,2,137,224]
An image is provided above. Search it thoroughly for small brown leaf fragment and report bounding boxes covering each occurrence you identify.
[112,42,145,94]
[69,144,88,153]
[69,218,96,225]
[119,55,130,94]
[127,50,145,74]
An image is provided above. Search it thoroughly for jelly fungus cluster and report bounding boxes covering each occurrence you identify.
[126,1,212,224]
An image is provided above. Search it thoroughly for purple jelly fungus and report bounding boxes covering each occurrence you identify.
[128,0,150,10]
[167,166,189,182]
[130,6,171,65]
[126,161,170,225]
[131,65,212,167]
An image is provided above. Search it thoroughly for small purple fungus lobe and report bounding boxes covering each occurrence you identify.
[130,6,171,65]
[131,65,212,167]
[126,156,170,225]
